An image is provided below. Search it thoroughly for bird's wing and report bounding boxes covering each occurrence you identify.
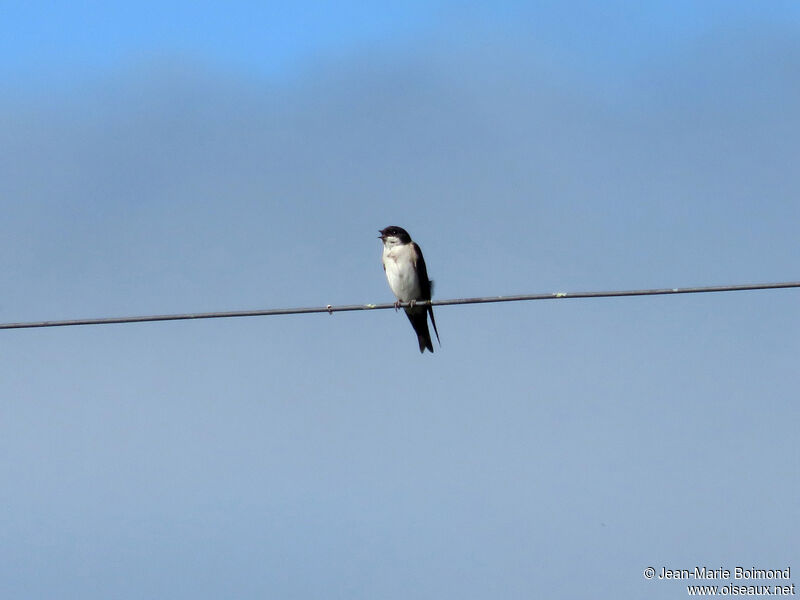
[411,243,432,300]
[412,242,440,346]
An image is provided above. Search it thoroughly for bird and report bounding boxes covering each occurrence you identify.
[379,226,440,353]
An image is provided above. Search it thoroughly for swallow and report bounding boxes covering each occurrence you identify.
[379,226,440,353]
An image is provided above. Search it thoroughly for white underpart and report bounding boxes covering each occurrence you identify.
[382,238,422,302]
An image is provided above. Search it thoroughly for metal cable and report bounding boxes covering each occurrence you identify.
[1,281,798,330]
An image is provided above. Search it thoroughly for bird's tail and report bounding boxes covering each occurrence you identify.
[427,281,441,348]
[428,306,440,347]
[406,309,434,353]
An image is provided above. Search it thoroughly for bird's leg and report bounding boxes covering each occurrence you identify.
[408,299,416,308]
[394,300,401,311]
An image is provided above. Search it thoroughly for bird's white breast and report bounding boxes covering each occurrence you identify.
[383,243,422,302]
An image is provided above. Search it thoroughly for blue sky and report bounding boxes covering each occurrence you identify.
[1,3,799,599]
[5,1,799,82]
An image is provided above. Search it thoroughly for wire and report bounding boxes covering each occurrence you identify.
[1,280,798,331]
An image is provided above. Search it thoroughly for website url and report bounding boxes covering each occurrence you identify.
[688,584,796,596]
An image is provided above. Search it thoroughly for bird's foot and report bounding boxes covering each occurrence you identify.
[394,300,401,311]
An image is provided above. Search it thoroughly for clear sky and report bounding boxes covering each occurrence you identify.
[1,2,799,598]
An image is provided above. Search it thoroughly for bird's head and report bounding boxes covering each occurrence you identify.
[378,226,412,247]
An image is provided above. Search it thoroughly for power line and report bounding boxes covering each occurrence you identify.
[1,280,798,331]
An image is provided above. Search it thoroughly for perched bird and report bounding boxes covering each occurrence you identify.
[379,226,441,353]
